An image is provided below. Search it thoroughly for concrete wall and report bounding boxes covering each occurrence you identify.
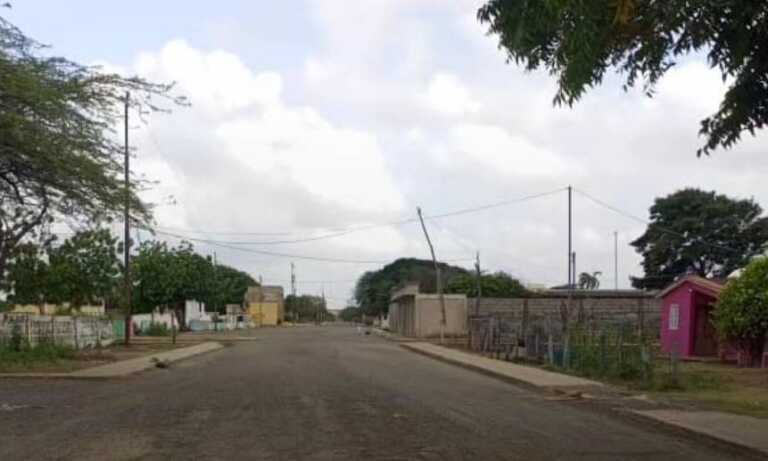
[248,302,280,326]
[132,312,175,333]
[388,294,467,338]
[0,314,115,349]
[469,295,662,337]
[414,295,467,338]
[11,304,105,316]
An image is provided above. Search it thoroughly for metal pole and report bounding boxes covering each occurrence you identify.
[123,91,132,346]
[568,186,575,288]
[474,251,481,316]
[417,207,446,344]
[614,231,619,290]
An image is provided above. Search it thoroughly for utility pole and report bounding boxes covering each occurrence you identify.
[290,262,296,296]
[123,92,132,346]
[417,207,446,344]
[571,252,576,289]
[614,231,619,290]
[474,251,482,316]
[568,186,575,288]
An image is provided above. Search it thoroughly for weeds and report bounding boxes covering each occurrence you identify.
[0,336,75,370]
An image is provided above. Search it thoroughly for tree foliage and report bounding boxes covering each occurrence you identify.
[354,258,470,316]
[131,241,215,315]
[578,272,602,290]
[714,257,768,366]
[0,12,185,282]
[284,294,328,322]
[477,1,768,155]
[446,271,528,297]
[4,229,121,306]
[631,189,768,289]
[338,306,361,322]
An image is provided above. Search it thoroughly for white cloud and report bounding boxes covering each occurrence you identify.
[424,73,480,116]
[99,3,768,301]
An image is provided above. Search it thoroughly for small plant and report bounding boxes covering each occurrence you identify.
[144,322,171,337]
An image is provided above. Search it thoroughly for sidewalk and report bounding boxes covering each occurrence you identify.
[630,410,768,456]
[401,342,602,389]
[402,341,768,457]
[0,342,223,379]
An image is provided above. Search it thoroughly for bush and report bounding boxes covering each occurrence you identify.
[0,337,75,369]
[563,325,654,383]
[144,322,171,337]
[714,257,768,366]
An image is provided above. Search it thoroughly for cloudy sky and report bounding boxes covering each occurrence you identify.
[9,1,768,307]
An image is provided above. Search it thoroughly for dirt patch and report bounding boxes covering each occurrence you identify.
[0,343,187,374]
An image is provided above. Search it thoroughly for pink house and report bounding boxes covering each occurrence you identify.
[659,275,725,358]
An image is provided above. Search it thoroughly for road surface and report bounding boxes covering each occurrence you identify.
[0,326,754,460]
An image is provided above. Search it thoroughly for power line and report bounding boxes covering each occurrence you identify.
[573,187,741,254]
[151,228,473,265]
[150,187,567,246]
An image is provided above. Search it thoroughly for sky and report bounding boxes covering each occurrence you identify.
[8,1,768,308]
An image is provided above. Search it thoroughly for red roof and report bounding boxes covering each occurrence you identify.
[657,275,725,299]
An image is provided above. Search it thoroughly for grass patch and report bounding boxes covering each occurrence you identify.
[0,340,76,372]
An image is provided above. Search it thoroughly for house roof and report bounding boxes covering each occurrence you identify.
[657,275,725,299]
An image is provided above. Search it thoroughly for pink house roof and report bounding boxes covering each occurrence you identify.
[657,275,725,299]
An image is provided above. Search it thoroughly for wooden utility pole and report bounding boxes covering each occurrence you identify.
[123,92,132,346]
[474,251,481,316]
[568,186,576,288]
[290,262,296,296]
[614,231,619,290]
[417,207,446,344]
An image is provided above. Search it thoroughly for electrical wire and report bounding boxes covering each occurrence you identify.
[150,187,567,246]
[573,187,741,254]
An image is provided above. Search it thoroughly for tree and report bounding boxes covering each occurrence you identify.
[0,13,184,282]
[354,258,470,316]
[4,229,121,306]
[4,242,49,305]
[284,294,327,323]
[631,189,768,289]
[45,229,121,306]
[446,271,528,297]
[338,306,361,322]
[714,257,768,366]
[578,272,602,290]
[131,241,215,326]
[210,264,256,313]
[477,1,768,155]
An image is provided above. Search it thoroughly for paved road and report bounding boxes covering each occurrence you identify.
[0,326,753,460]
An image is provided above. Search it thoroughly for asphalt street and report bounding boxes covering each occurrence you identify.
[0,326,755,460]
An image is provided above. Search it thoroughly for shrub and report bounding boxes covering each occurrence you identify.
[144,322,171,337]
[714,257,768,366]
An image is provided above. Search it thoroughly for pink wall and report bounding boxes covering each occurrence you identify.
[660,282,695,357]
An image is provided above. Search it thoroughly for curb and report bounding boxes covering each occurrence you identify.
[400,343,599,393]
[618,410,768,460]
[0,342,224,380]
[400,342,768,460]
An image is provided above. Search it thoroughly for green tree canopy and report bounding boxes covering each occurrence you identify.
[446,271,528,298]
[714,257,768,366]
[4,229,121,306]
[354,258,470,316]
[631,189,768,289]
[211,264,257,312]
[477,1,768,155]
[131,241,215,315]
[577,272,602,290]
[338,306,361,322]
[0,13,184,281]
[284,294,327,323]
[45,229,121,306]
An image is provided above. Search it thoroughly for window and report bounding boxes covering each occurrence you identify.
[669,304,680,331]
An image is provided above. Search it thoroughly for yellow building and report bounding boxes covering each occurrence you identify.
[245,286,284,326]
